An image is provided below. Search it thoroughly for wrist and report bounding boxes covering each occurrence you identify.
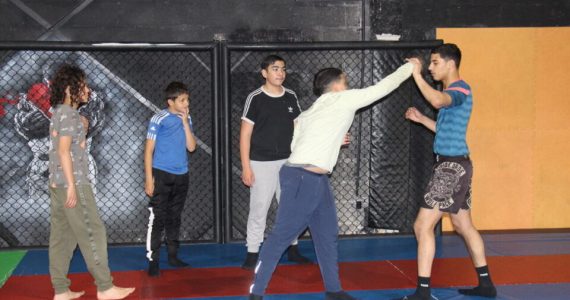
[419,115,427,125]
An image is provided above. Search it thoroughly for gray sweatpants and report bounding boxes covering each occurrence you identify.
[49,185,113,294]
[246,159,298,253]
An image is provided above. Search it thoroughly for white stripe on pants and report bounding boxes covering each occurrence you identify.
[246,159,298,253]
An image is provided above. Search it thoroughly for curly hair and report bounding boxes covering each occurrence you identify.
[49,64,86,107]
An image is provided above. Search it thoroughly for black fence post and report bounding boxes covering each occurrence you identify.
[211,42,222,243]
[219,41,232,244]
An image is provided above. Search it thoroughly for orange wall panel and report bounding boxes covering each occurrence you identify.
[436,27,570,231]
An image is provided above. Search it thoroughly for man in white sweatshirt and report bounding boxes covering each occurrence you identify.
[248,61,414,300]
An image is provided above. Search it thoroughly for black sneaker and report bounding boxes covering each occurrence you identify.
[458,285,497,298]
[287,245,312,264]
[148,261,160,277]
[168,255,190,267]
[242,252,259,270]
[249,294,263,300]
[325,291,357,300]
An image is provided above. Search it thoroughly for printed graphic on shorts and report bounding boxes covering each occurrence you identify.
[466,186,472,209]
[424,162,466,209]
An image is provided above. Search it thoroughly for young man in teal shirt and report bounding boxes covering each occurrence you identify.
[398,44,497,300]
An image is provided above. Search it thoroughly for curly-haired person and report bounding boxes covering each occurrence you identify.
[48,64,135,300]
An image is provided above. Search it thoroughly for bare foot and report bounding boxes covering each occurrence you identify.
[97,286,135,300]
[53,290,85,300]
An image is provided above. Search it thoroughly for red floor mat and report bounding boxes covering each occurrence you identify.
[2,254,569,299]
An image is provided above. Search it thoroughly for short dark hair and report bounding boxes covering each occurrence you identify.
[260,55,286,70]
[164,81,189,102]
[432,43,462,69]
[50,64,86,107]
[313,68,344,96]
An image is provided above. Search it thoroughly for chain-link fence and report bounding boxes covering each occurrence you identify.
[368,49,437,232]
[0,41,441,248]
[224,42,441,241]
[0,44,218,247]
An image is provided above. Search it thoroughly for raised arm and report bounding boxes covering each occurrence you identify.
[407,58,452,109]
[182,109,197,152]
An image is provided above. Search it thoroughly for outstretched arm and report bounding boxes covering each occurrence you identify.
[341,62,413,111]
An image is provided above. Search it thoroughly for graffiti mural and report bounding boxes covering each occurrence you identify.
[0,49,215,247]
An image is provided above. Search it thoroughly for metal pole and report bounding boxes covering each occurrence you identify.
[219,41,232,244]
[211,43,223,243]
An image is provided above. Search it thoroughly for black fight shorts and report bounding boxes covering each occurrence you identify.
[422,155,473,214]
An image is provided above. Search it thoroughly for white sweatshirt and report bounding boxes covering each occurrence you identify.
[288,62,414,172]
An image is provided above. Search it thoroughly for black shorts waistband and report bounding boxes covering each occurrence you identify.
[435,154,470,162]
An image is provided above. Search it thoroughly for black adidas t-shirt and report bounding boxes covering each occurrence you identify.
[242,87,302,161]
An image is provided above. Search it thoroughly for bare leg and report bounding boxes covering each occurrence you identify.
[396,208,444,300]
[451,209,486,267]
[415,208,444,277]
[451,209,497,298]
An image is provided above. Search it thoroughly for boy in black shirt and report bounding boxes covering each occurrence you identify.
[240,55,311,269]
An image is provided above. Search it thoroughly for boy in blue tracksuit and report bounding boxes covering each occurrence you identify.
[144,82,197,277]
